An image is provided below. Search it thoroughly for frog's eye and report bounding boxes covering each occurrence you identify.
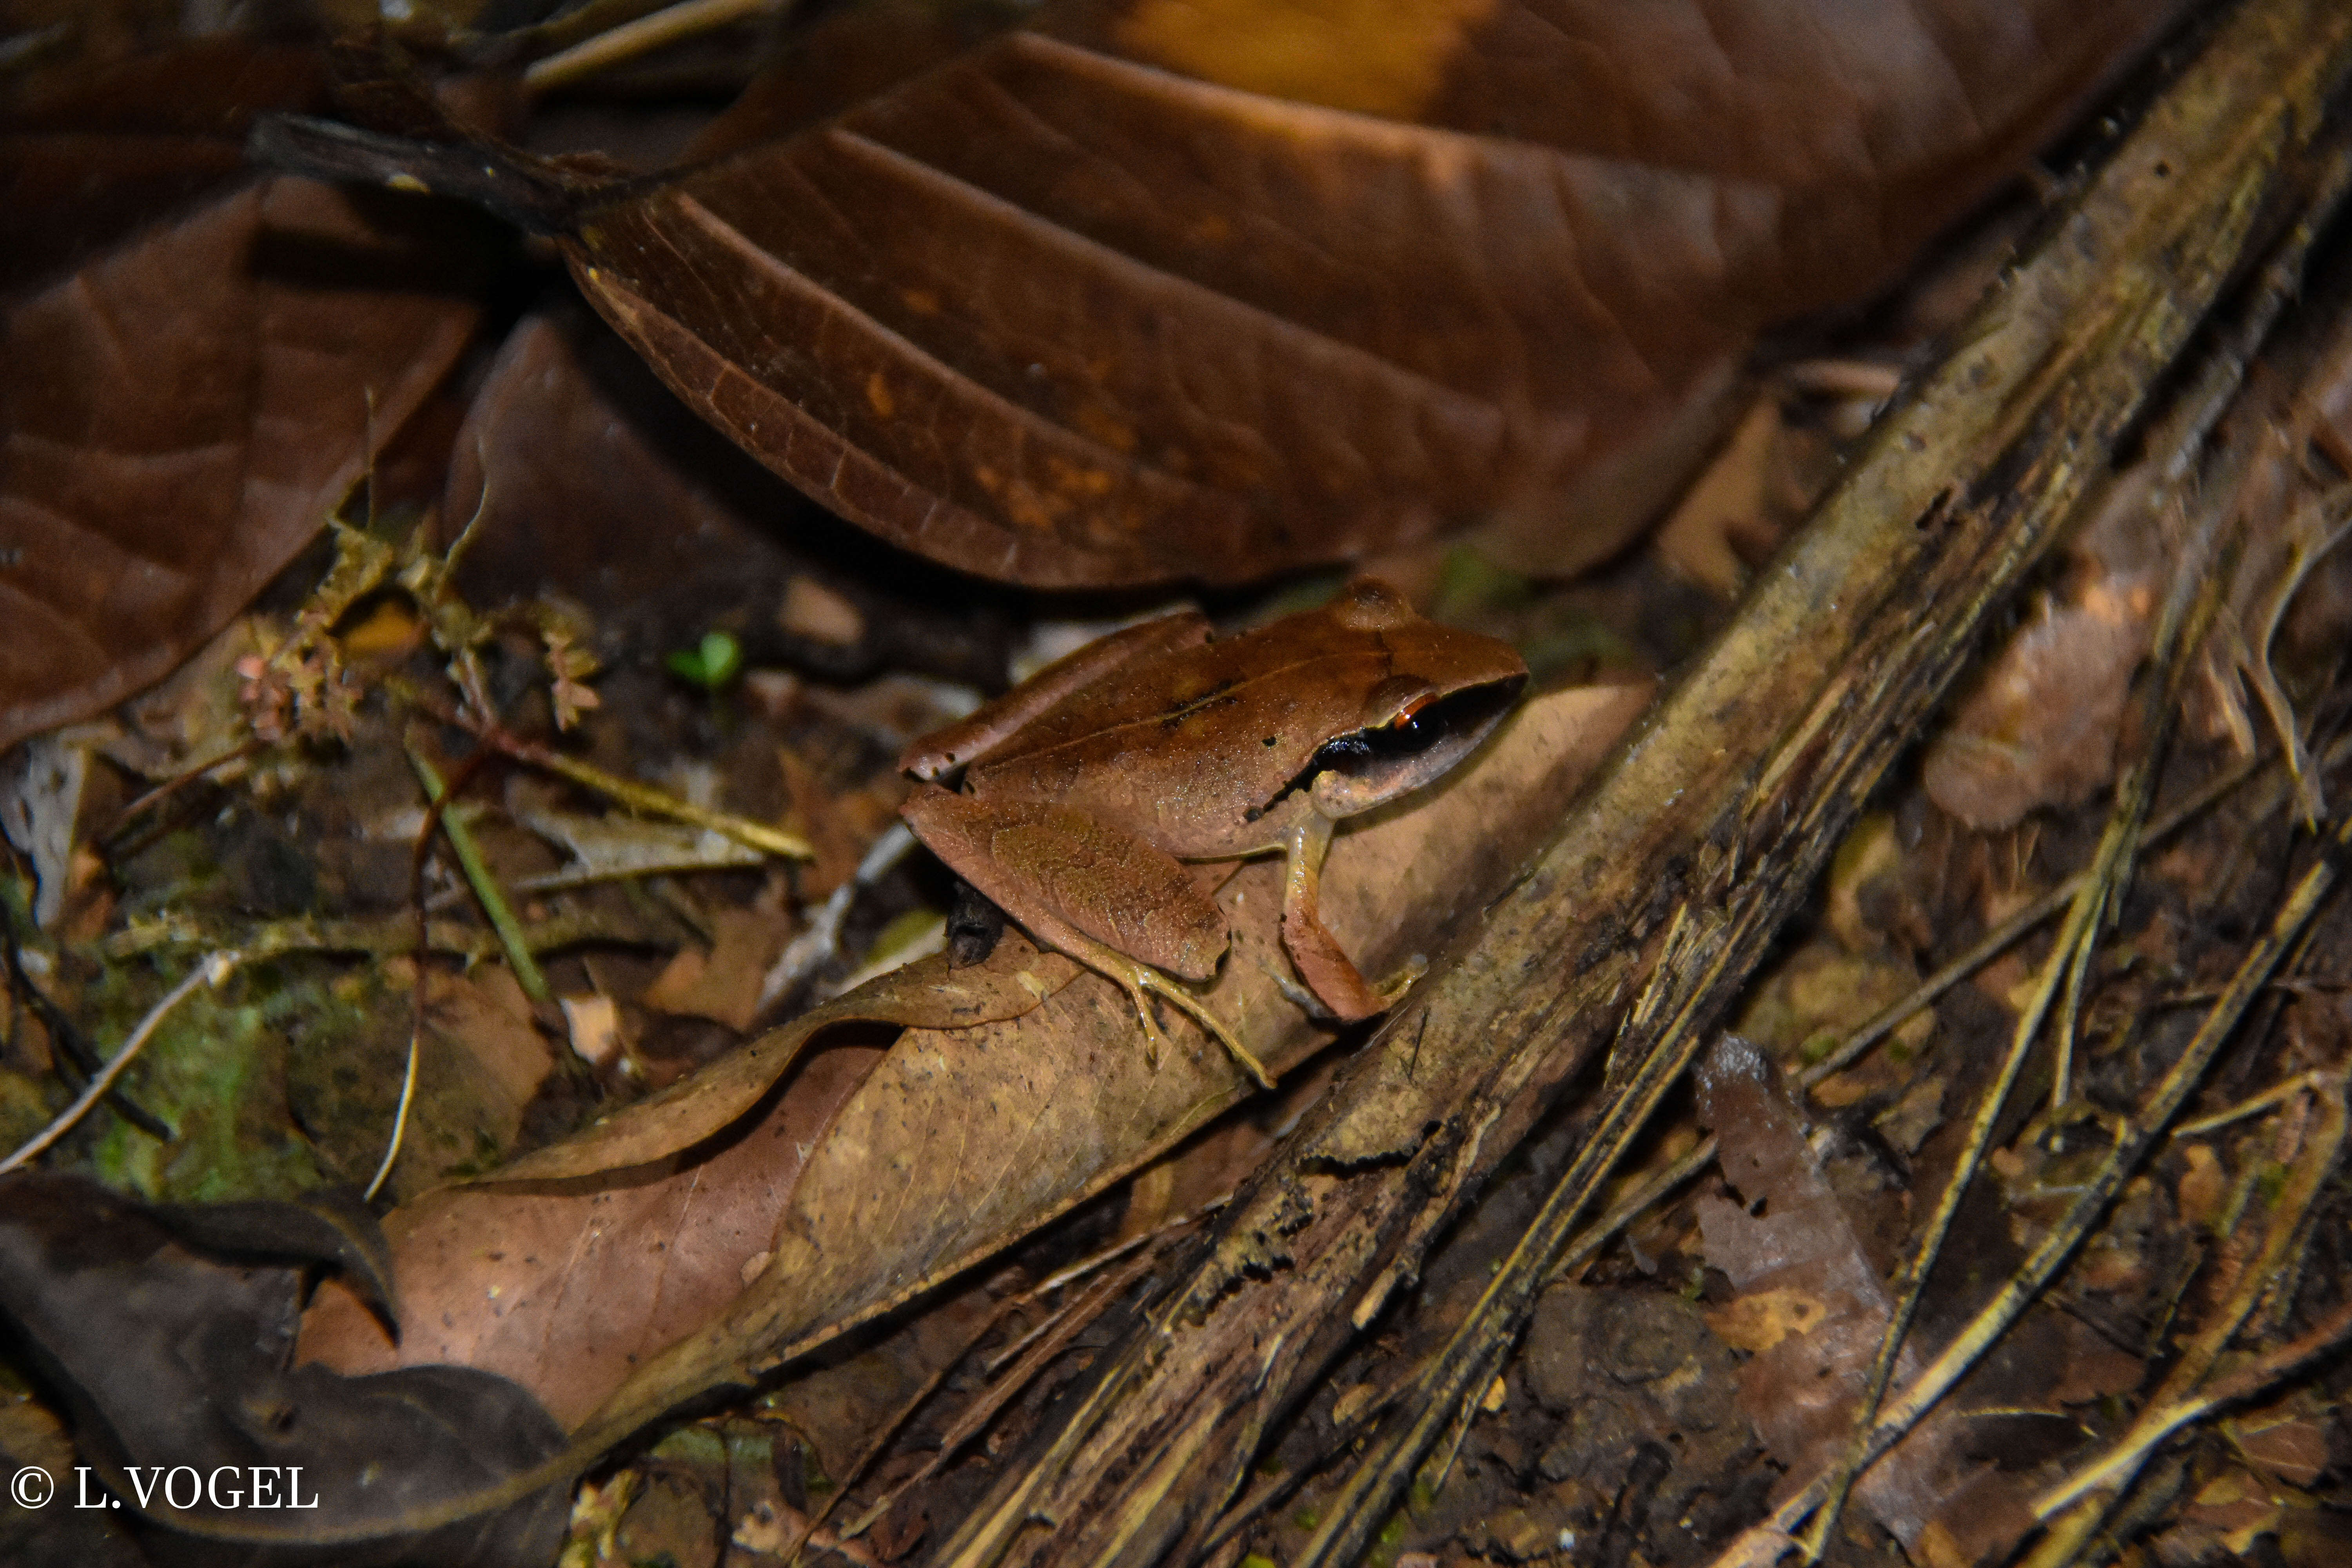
[1293,673,1528,817]
[1310,686,1492,777]
[1387,694,1439,739]
[1360,674,1439,732]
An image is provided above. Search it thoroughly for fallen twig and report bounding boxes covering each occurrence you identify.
[1801,495,2234,1559]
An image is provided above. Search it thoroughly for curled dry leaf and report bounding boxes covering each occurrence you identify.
[0,43,484,751]
[564,0,2181,586]
[298,680,1651,1448]
[297,935,1085,1428]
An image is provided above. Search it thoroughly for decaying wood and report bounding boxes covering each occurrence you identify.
[934,3,2352,1565]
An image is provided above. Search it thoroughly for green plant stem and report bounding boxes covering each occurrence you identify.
[407,747,552,1005]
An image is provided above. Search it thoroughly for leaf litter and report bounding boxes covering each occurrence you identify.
[4,4,2352,1567]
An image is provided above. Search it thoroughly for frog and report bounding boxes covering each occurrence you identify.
[899,578,1529,1087]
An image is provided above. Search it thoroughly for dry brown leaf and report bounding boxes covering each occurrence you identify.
[365,965,562,1196]
[1,43,485,749]
[441,308,809,654]
[1695,1037,2036,1564]
[1922,567,2154,830]
[2176,1142,2229,1232]
[562,0,2181,586]
[298,680,1649,1442]
[1703,1287,1831,1355]
[0,1171,571,1563]
[640,899,796,1033]
[297,936,1087,1423]
[1655,395,1786,600]
[2232,1409,2331,1488]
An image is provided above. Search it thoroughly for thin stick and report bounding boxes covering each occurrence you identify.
[1800,725,2273,1090]
[1540,746,2274,1289]
[375,737,486,1206]
[100,907,642,965]
[1706,789,2352,1568]
[2174,1069,2330,1136]
[100,740,263,843]
[365,1022,423,1203]
[777,1296,1024,1568]
[401,684,811,862]
[3,895,171,1139]
[842,1253,1160,1544]
[1785,135,2352,1553]
[525,0,786,93]
[0,951,238,1172]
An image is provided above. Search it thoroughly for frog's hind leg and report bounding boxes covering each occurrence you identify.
[1052,929,1274,1091]
[901,788,1271,1088]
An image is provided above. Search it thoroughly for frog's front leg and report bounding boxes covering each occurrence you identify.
[1278,813,1417,1022]
[901,788,1273,1088]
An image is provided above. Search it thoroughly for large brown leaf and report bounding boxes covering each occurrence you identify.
[566,0,2183,586]
[0,44,485,750]
[298,680,1650,1441]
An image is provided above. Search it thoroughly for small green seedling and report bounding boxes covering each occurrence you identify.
[666,630,743,690]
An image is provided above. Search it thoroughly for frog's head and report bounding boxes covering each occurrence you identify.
[1304,615,1528,819]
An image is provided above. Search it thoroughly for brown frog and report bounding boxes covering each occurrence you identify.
[900,579,1528,1086]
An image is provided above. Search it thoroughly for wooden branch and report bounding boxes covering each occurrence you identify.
[932,3,2352,1565]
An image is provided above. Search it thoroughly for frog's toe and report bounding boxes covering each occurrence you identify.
[1267,955,1425,1022]
[1135,968,1273,1090]
[1056,928,1270,1089]
[1127,991,1167,1070]
[1372,955,1429,1009]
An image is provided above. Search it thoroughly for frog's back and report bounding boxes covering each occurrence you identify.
[967,633,1387,857]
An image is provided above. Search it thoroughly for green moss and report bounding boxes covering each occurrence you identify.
[0,1069,55,1154]
[88,961,321,1202]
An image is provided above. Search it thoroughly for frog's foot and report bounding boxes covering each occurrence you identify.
[1070,939,1272,1090]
